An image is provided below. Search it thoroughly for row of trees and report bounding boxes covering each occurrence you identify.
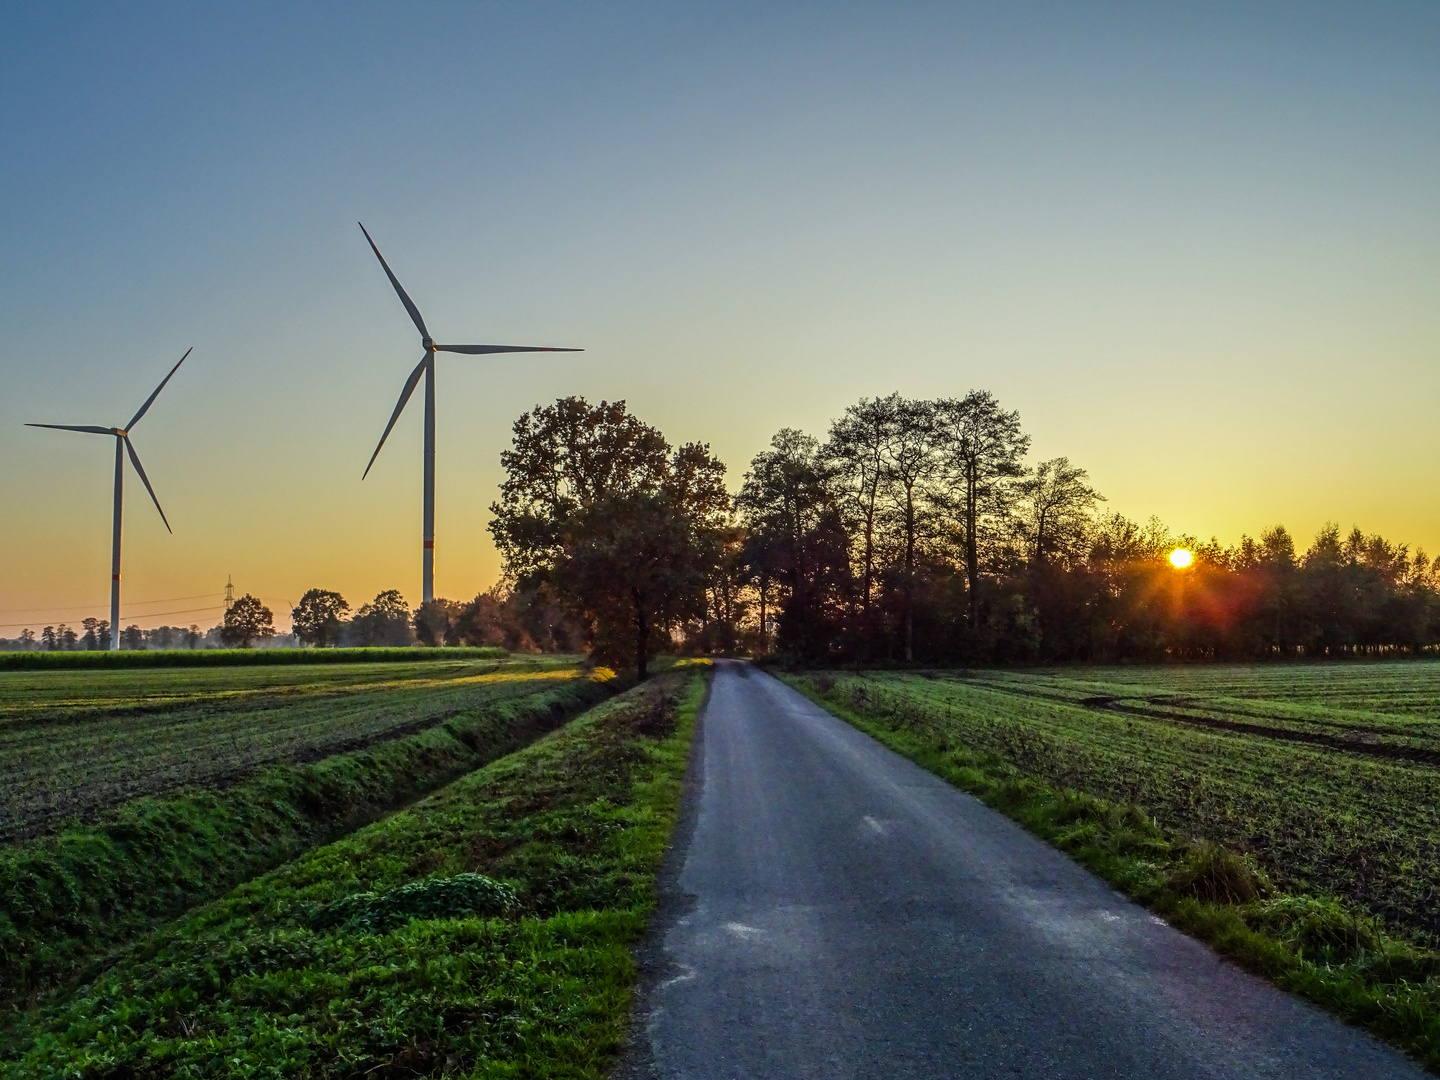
[8,392,1434,666]
[0,621,206,651]
[484,395,1440,669]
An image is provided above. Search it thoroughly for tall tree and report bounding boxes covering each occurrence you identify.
[737,429,851,660]
[878,397,943,661]
[489,397,728,678]
[292,589,350,647]
[1014,457,1103,567]
[933,392,1030,630]
[490,397,670,581]
[823,396,895,628]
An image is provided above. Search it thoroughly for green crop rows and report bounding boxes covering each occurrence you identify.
[3,668,706,1078]
[797,662,1440,942]
[0,656,581,840]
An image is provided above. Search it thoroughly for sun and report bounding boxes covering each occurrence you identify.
[1169,548,1194,569]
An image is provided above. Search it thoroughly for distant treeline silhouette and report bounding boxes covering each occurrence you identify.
[489,394,1440,668]
[732,393,1440,663]
[7,392,1436,665]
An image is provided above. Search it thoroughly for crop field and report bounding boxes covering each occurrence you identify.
[0,656,582,841]
[794,661,1440,942]
[2,669,707,1078]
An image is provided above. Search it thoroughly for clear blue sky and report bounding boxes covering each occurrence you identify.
[2,2,1437,630]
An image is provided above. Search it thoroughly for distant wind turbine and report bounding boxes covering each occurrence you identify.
[357,222,581,604]
[27,349,192,650]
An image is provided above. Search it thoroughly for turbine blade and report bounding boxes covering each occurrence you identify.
[127,347,193,430]
[363,354,428,479]
[358,222,429,341]
[123,436,171,533]
[26,424,118,435]
[435,344,584,355]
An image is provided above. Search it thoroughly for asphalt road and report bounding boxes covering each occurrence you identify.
[626,661,1428,1079]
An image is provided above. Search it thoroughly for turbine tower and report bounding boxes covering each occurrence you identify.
[358,223,581,604]
[28,349,192,650]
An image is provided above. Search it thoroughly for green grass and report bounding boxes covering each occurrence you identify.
[0,656,582,840]
[2,666,709,1078]
[802,664,1440,939]
[786,666,1440,1071]
[0,670,619,1016]
[0,646,510,670]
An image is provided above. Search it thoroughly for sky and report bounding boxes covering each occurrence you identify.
[1,2,1437,634]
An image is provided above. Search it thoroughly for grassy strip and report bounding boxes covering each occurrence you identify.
[0,646,510,670]
[3,666,709,1078]
[783,673,1440,1072]
[0,672,618,1017]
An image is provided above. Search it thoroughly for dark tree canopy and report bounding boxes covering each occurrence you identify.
[489,397,728,678]
[222,595,275,648]
[292,589,350,648]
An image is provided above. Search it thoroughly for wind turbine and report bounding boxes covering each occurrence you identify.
[357,222,581,604]
[27,349,191,650]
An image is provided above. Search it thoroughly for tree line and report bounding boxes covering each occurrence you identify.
[7,391,1436,666]
[486,394,1440,669]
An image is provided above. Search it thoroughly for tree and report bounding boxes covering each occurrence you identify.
[489,397,728,677]
[877,397,943,661]
[58,624,78,650]
[737,429,851,660]
[1013,457,1103,568]
[823,396,897,645]
[933,392,1030,631]
[349,589,413,646]
[41,626,57,650]
[120,624,145,650]
[18,629,35,650]
[413,599,464,646]
[223,594,275,648]
[292,589,350,647]
[490,397,671,581]
[81,618,103,650]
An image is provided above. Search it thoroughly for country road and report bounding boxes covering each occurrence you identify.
[621,660,1427,1079]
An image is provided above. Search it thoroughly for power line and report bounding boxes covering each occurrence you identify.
[0,594,221,617]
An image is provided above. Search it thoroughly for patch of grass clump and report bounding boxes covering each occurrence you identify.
[312,872,517,933]
[1171,840,1274,905]
[1,668,708,1078]
[786,671,1440,1070]
[0,672,618,1015]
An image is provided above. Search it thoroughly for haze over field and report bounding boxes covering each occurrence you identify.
[2,2,1437,629]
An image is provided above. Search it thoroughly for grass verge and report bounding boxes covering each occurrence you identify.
[783,672,1440,1073]
[0,646,510,670]
[0,672,619,1017]
[2,665,708,1078]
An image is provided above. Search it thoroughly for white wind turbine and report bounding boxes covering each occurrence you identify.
[27,349,192,650]
[357,223,581,604]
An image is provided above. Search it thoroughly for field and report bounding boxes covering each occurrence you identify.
[2,668,706,1077]
[0,655,581,840]
[791,662,1440,941]
[0,656,623,1014]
